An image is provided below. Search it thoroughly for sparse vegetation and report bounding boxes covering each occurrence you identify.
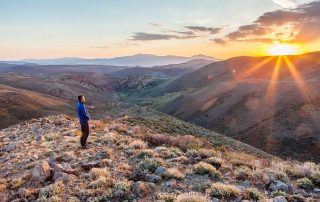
[193,162,222,179]
[242,188,263,200]
[296,178,315,190]
[0,115,319,201]
[209,183,241,199]
[175,192,210,202]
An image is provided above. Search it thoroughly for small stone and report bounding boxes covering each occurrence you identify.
[273,196,287,202]
[269,180,289,192]
[211,198,219,202]
[6,142,17,152]
[146,174,161,183]
[35,134,43,143]
[154,166,166,177]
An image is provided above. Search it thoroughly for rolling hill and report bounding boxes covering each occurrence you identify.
[157,52,320,162]
[0,84,70,129]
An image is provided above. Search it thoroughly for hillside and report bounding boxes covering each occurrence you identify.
[155,52,320,162]
[0,114,319,201]
[0,84,70,129]
[0,73,121,105]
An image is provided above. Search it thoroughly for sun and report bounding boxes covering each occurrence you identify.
[267,43,299,56]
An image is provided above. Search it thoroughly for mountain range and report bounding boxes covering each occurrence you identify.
[15,54,218,67]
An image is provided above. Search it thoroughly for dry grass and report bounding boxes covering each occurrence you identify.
[163,168,185,180]
[175,192,210,202]
[193,162,221,179]
[209,183,241,199]
[89,168,110,180]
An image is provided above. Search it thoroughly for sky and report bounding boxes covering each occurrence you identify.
[0,0,319,60]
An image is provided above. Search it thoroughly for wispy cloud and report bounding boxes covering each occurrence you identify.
[131,25,223,41]
[130,32,196,41]
[185,26,222,34]
[272,0,297,8]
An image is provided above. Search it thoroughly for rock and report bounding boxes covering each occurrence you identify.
[18,188,31,198]
[154,166,166,177]
[211,198,219,202]
[53,171,63,181]
[132,181,154,198]
[35,134,43,144]
[145,174,161,183]
[163,179,177,188]
[55,173,77,184]
[6,142,17,152]
[273,196,287,202]
[81,161,103,171]
[62,151,75,162]
[269,180,289,192]
[32,160,52,183]
[314,188,320,193]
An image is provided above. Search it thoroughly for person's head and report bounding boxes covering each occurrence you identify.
[78,95,85,103]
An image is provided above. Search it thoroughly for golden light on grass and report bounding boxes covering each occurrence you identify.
[267,43,299,56]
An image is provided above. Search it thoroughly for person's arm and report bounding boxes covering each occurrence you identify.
[83,105,90,120]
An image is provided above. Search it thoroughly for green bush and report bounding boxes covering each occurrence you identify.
[311,172,320,186]
[193,162,221,179]
[296,178,315,190]
[242,188,263,200]
[271,190,286,197]
[139,158,165,173]
[209,183,241,199]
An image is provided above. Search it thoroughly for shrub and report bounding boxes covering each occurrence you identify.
[205,157,222,169]
[235,166,251,181]
[191,183,209,192]
[113,181,131,192]
[296,178,315,190]
[37,181,65,201]
[128,140,147,150]
[90,168,110,180]
[242,188,263,200]
[175,192,210,202]
[193,162,221,179]
[139,158,165,173]
[287,162,319,178]
[143,134,203,151]
[159,193,175,202]
[311,172,320,186]
[136,149,156,159]
[209,183,241,199]
[271,190,286,197]
[163,168,185,180]
[88,176,113,189]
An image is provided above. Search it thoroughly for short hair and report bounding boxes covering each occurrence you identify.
[78,95,84,102]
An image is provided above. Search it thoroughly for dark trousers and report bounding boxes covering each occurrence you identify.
[80,122,89,147]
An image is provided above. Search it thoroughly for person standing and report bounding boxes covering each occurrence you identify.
[76,95,90,148]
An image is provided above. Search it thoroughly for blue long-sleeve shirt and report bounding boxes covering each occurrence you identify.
[76,102,90,124]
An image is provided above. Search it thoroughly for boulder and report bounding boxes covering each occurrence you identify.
[273,196,287,202]
[32,160,52,183]
[154,166,166,177]
[269,180,289,192]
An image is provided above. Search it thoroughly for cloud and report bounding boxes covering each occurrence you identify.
[214,1,320,44]
[185,26,222,34]
[130,32,197,41]
[149,23,161,27]
[272,0,297,8]
[211,38,227,45]
[130,25,223,41]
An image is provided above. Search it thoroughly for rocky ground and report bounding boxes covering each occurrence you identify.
[0,115,319,202]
